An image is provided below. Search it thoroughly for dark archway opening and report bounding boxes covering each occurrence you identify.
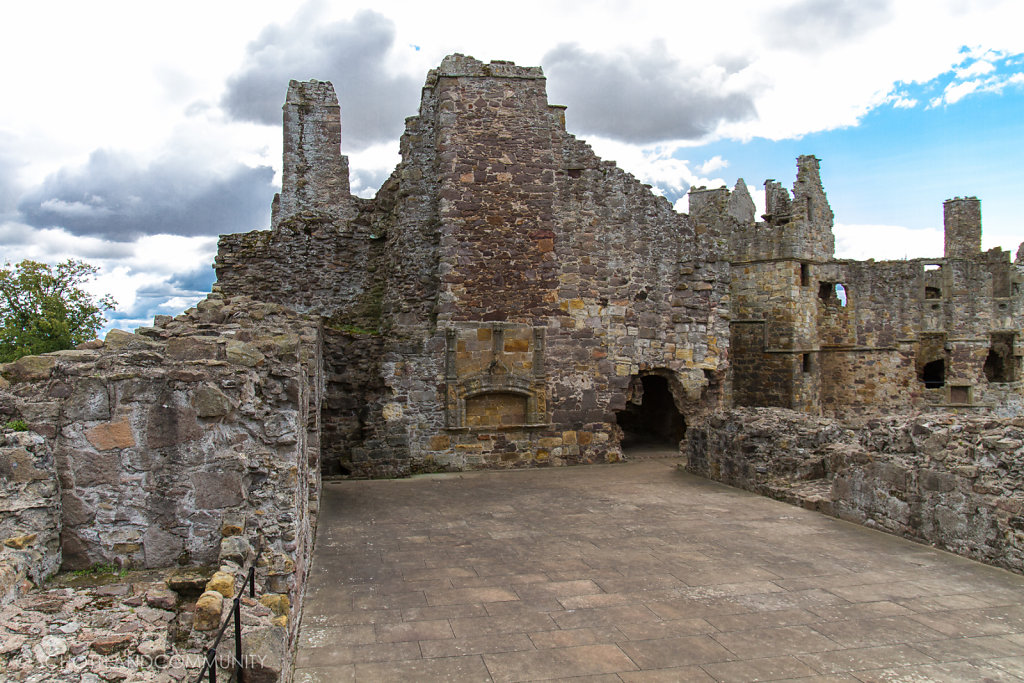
[921,359,945,388]
[616,375,686,450]
[985,333,1015,383]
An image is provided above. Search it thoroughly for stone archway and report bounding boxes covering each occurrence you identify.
[615,374,686,452]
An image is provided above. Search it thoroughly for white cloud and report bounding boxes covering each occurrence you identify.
[955,59,996,79]
[942,79,982,105]
[0,220,216,332]
[834,223,943,260]
[2,0,1023,327]
[697,156,729,175]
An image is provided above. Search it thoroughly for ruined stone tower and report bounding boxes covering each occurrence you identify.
[215,55,731,476]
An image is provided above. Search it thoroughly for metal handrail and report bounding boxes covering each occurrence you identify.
[193,537,263,683]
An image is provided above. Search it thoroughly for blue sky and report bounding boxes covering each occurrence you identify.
[680,50,1023,254]
[0,1,1021,334]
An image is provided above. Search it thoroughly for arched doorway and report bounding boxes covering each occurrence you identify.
[615,374,686,452]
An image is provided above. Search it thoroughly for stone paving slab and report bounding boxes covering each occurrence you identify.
[294,460,1024,682]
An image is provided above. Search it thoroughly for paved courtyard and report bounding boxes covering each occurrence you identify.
[294,460,1024,682]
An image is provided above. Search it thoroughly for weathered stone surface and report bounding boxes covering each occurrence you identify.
[226,340,265,367]
[194,590,224,631]
[241,625,286,683]
[0,447,48,482]
[72,448,120,486]
[167,336,223,361]
[206,570,236,598]
[192,469,245,509]
[142,524,184,568]
[167,566,215,599]
[689,408,1024,573]
[220,535,253,564]
[64,378,110,421]
[221,513,245,537]
[84,419,135,451]
[1,355,56,383]
[103,328,162,350]
[146,403,201,448]
[259,592,289,617]
[145,586,178,610]
[192,383,234,417]
[3,533,37,549]
[90,633,132,654]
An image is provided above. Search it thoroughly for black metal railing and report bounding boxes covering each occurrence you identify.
[194,537,262,683]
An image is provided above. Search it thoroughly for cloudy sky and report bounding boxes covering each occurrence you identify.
[1,0,1022,333]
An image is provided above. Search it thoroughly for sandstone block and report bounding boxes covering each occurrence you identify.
[206,571,236,598]
[192,384,234,417]
[85,420,135,451]
[242,625,286,683]
[90,634,133,654]
[73,448,120,486]
[259,593,290,616]
[64,378,110,421]
[143,525,184,568]
[221,513,245,537]
[0,447,48,482]
[167,337,222,361]
[226,341,264,367]
[220,535,253,565]
[166,566,215,599]
[104,328,162,350]
[1,355,56,382]
[146,403,201,448]
[192,470,245,509]
[145,587,178,610]
[194,590,224,631]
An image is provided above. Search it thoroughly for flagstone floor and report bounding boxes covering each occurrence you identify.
[294,459,1024,682]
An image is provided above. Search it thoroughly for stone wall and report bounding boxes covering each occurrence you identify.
[687,407,1024,573]
[0,295,324,646]
[691,158,1024,417]
[213,54,730,476]
[0,425,60,604]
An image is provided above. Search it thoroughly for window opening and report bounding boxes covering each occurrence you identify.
[800,263,810,287]
[925,287,941,299]
[984,333,1015,383]
[818,282,848,307]
[802,353,811,373]
[921,359,945,388]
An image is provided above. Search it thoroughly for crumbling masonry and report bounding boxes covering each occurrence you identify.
[2,54,1024,679]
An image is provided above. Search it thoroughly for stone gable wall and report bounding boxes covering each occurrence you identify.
[213,55,731,476]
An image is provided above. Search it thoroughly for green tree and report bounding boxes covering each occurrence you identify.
[0,259,116,363]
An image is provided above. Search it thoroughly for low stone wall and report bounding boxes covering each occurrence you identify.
[687,407,1024,573]
[0,294,323,654]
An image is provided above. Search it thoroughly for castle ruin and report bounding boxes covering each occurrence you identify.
[2,54,1023,680]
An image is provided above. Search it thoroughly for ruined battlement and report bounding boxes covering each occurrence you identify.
[689,155,835,264]
[429,53,546,81]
